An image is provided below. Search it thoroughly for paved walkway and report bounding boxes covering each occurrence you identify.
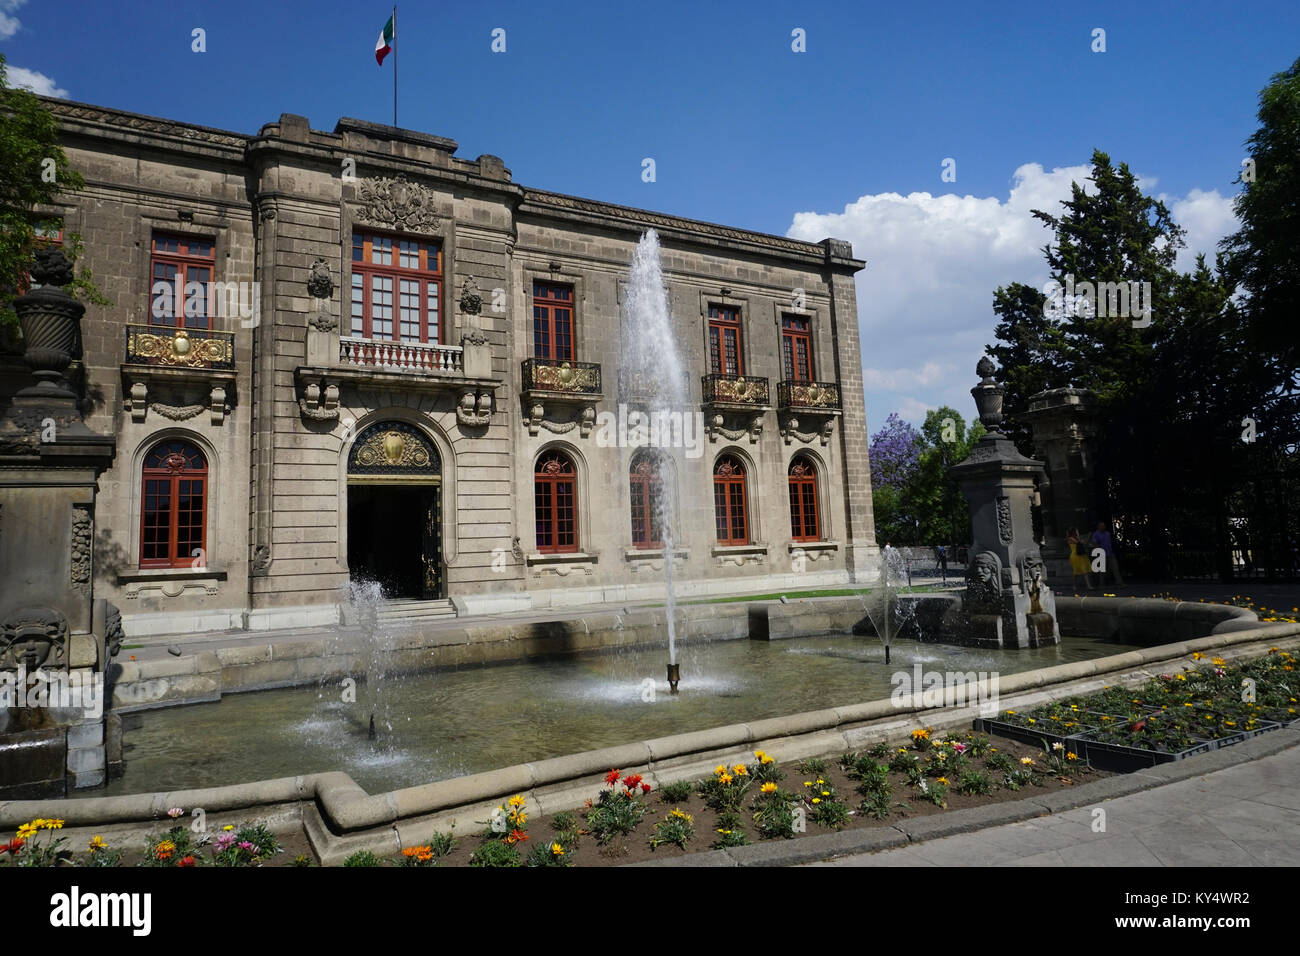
[809,743,1300,867]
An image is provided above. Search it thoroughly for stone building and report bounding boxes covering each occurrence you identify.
[15,98,880,635]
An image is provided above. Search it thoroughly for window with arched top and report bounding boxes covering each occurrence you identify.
[140,439,208,568]
[629,452,666,549]
[535,450,578,553]
[788,455,820,542]
[713,455,748,545]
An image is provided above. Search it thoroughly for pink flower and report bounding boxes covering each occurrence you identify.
[167,807,184,819]
[237,841,255,852]
[952,743,967,753]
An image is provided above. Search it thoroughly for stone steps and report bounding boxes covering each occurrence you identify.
[373,599,458,624]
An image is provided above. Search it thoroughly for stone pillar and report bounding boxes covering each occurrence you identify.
[821,239,880,584]
[1020,388,1099,584]
[0,250,121,796]
[950,358,1059,648]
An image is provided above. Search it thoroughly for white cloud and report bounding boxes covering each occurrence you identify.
[5,64,68,98]
[0,0,25,40]
[788,163,1241,429]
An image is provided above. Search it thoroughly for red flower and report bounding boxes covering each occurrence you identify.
[178,855,197,867]
[505,829,530,845]
[641,783,652,794]
[605,769,621,786]
[2,838,24,854]
[622,773,643,789]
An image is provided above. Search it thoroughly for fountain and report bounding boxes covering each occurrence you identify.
[620,230,689,691]
[336,578,394,741]
[949,357,1061,647]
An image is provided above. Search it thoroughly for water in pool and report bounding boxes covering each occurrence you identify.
[105,633,1133,795]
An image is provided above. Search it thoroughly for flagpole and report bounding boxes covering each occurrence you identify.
[392,5,397,127]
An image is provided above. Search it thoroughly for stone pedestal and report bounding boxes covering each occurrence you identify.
[0,250,121,796]
[950,358,1060,648]
[1021,387,1099,585]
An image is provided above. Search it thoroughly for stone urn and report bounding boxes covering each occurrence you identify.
[971,356,1004,431]
[13,248,84,392]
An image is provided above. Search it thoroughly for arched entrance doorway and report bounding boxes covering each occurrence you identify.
[346,421,443,598]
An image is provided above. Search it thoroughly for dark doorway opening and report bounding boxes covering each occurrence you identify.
[347,483,442,599]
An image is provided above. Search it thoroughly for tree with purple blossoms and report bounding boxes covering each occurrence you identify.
[869,413,923,489]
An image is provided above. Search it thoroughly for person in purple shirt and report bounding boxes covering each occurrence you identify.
[1092,521,1126,588]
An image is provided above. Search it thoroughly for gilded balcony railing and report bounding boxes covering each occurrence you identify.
[124,324,234,369]
[702,373,769,406]
[777,380,842,411]
[522,358,602,394]
[339,337,464,374]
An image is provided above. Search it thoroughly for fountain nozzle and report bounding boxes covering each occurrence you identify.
[368,713,376,739]
[666,662,680,694]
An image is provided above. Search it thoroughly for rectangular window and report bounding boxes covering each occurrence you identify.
[533,281,574,360]
[782,314,814,382]
[708,304,743,376]
[350,231,442,343]
[150,233,215,329]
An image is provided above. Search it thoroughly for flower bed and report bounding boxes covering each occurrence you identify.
[978,648,1298,768]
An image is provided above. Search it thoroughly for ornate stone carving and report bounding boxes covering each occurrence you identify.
[297,379,340,421]
[1019,548,1046,594]
[456,389,492,428]
[356,174,440,231]
[252,545,271,570]
[1,607,69,670]
[965,551,1004,613]
[32,247,75,286]
[70,505,92,589]
[459,276,488,347]
[104,603,124,659]
[309,310,337,333]
[307,258,334,299]
[459,275,482,315]
[996,496,1012,543]
[48,102,248,148]
[151,402,205,421]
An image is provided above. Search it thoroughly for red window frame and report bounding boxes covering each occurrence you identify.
[629,454,665,549]
[782,314,815,383]
[532,281,574,360]
[139,440,208,569]
[350,231,443,344]
[150,233,216,330]
[535,450,578,553]
[708,304,743,376]
[713,455,749,545]
[788,455,821,542]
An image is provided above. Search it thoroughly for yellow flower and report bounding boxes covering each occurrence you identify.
[1211,657,1227,667]
[911,728,931,741]
[551,842,564,857]
[821,791,830,797]
[714,765,726,776]
[1191,652,1204,660]
[760,782,777,794]
[223,825,235,832]
[508,794,526,808]
[812,798,821,804]
[669,808,693,823]
[88,835,107,851]
[17,823,38,840]
[42,819,63,830]
[816,778,824,784]
[1020,757,1035,765]
[753,750,767,761]
[719,773,733,785]
[936,777,949,785]
[733,764,748,776]
[760,754,774,765]
[1066,752,1078,761]
[803,781,812,787]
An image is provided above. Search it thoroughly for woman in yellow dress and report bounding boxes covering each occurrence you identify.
[1067,527,1093,594]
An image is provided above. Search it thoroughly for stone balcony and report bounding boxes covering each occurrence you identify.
[521,358,603,437]
[776,380,842,446]
[121,323,236,424]
[295,336,499,427]
[701,372,770,443]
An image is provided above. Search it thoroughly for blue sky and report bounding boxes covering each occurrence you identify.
[4,0,1296,428]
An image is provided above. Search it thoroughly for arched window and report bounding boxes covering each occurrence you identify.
[788,455,820,542]
[713,455,748,545]
[140,439,208,568]
[629,453,665,549]
[535,450,578,553]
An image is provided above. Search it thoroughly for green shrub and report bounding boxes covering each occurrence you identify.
[658,781,693,803]
[343,850,384,867]
[469,840,521,867]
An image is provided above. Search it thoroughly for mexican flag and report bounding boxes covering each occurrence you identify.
[375,13,395,66]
